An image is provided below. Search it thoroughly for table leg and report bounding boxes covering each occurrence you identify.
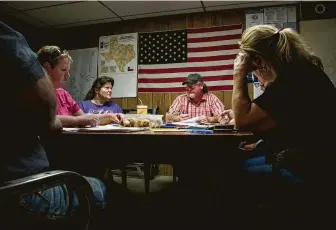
[173,164,177,183]
[121,165,127,188]
[144,161,150,194]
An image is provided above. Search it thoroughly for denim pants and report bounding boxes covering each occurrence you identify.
[243,155,303,184]
[19,176,107,217]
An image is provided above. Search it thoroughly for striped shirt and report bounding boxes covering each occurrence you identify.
[168,93,227,122]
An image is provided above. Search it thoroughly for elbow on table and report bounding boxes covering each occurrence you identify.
[233,118,250,130]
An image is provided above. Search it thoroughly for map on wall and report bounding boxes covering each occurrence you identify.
[98,33,138,98]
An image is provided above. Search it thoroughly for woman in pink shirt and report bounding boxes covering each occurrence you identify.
[37,46,121,127]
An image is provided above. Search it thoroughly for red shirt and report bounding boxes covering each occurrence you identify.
[55,88,81,115]
[168,93,227,122]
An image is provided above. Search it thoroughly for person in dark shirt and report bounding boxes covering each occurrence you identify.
[232,25,336,227]
[0,21,107,217]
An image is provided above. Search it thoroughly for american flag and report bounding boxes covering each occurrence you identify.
[138,24,243,93]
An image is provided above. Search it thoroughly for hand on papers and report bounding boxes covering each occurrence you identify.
[196,115,208,124]
[222,109,234,119]
[221,109,235,125]
[180,113,192,120]
[115,113,125,123]
[99,113,124,125]
[77,114,99,127]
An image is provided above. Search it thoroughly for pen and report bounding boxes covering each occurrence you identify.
[164,123,177,127]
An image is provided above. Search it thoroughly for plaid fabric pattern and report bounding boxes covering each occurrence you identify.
[168,93,226,120]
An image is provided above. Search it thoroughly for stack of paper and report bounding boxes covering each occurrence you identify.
[63,125,149,132]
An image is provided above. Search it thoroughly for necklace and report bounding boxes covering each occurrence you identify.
[91,99,104,105]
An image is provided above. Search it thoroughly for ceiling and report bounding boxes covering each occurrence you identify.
[0,1,298,29]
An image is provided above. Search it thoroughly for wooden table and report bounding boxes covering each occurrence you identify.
[46,130,255,194]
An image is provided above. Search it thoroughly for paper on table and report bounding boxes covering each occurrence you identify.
[170,122,209,129]
[179,117,201,123]
[63,127,79,132]
[171,122,196,126]
[150,128,186,132]
[63,125,148,132]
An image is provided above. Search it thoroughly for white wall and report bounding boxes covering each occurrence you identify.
[300,19,336,85]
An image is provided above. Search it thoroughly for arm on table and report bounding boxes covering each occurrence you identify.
[166,96,192,122]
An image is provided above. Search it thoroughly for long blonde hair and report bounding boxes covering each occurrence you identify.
[239,25,323,70]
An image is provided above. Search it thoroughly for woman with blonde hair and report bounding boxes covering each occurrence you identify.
[232,25,336,227]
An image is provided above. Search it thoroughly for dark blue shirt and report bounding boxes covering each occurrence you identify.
[0,21,49,182]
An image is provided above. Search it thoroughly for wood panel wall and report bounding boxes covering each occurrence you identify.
[55,9,254,115]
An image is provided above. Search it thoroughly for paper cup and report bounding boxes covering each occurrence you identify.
[137,105,148,114]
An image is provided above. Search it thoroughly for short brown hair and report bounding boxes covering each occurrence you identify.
[37,45,72,68]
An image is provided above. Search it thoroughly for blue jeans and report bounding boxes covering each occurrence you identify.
[19,176,107,217]
[243,155,303,184]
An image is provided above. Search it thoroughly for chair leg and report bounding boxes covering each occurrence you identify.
[104,167,114,182]
[121,165,127,188]
[173,164,177,183]
[144,161,150,194]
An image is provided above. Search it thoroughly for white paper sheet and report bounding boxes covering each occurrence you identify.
[63,125,148,132]
[179,117,201,123]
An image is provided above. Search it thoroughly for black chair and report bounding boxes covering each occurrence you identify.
[0,170,96,230]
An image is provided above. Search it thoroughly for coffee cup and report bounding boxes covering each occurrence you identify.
[137,105,148,114]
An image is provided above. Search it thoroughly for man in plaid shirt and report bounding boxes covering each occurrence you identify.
[166,73,234,124]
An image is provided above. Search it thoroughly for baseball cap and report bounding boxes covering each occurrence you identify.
[182,73,203,85]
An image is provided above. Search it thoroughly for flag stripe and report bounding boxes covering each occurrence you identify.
[187,54,237,62]
[138,85,233,93]
[187,39,240,48]
[138,70,233,79]
[188,44,239,53]
[188,34,241,43]
[138,75,233,83]
[187,24,242,34]
[187,29,242,39]
[188,49,239,57]
[138,60,233,69]
[138,24,242,93]
[138,80,233,89]
[138,64,233,74]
